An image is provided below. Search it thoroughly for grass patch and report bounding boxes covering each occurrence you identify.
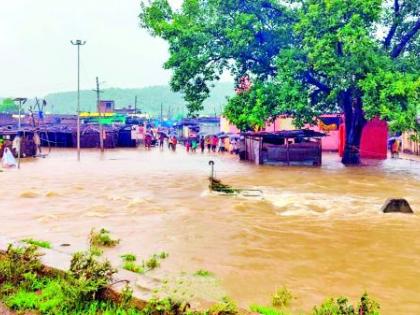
[250,304,287,315]
[123,261,145,274]
[21,238,52,249]
[89,228,120,247]
[121,253,137,262]
[121,252,168,274]
[194,269,213,277]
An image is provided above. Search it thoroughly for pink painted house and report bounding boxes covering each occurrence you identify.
[221,114,388,159]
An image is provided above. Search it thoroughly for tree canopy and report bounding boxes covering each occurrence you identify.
[0,98,18,113]
[141,0,419,163]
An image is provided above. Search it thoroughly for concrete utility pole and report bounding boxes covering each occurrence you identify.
[94,76,104,152]
[134,96,138,114]
[13,98,27,169]
[160,103,163,127]
[70,39,86,161]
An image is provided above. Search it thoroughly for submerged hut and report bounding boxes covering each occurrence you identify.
[241,129,325,166]
[0,129,37,158]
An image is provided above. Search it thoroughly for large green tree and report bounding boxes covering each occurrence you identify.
[140,0,419,164]
[140,0,296,112]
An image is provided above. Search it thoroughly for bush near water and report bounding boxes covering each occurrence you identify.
[0,242,380,315]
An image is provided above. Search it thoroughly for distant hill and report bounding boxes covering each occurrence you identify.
[43,82,235,117]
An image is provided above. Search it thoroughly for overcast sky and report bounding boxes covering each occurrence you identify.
[0,0,186,98]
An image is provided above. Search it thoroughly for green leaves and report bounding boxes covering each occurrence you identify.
[141,0,419,136]
[140,0,294,115]
[0,98,18,113]
[360,70,420,132]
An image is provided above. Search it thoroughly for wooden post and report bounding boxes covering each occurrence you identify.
[209,160,215,179]
[245,137,248,161]
[286,137,290,166]
[319,138,322,166]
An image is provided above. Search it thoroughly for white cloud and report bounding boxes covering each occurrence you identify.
[0,0,182,97]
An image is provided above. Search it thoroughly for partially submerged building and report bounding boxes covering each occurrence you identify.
[176,117,220,139]
[223,114,389,160]
[241,129,325,166]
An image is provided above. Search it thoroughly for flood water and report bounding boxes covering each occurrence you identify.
[1,148,420,314]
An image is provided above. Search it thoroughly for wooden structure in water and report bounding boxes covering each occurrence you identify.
[241,129,325,166]
[0,129,37,158]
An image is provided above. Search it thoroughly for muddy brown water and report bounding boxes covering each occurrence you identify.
[1,148,420,314]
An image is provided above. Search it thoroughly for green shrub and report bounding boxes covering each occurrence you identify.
[358,293,380,315]
[89,228,120,247]
[123,261,145,274]
[70,251,116,300]
[312,297,355,315]
[0,244,43,285]
[142,297,184,315]
[89,246,103,257]
[121,253,137,262]
[159,251,169,259]
[312,294,380,315]
[21,238,52,249]
[208,297,238,315]
[144,255,160,270]
[272,287,293,308]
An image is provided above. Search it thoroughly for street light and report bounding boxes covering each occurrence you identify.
[13,97,27,169]
[70,39,86,161]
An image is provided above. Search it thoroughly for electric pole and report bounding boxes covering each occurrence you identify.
[71,39,86,161]
[93,76,104,152]
[134,96,138,114]
[13,98,27,169]
[160,103,163,127]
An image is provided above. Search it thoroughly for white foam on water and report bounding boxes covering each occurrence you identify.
[259,189,385,218]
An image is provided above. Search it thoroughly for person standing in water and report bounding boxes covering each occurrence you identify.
[172,135,178,151]
[205,136,211,152]
[391,138,401,158]
[200,136,205,153]
[159,133,166,150]
[185,137,191,153]
[191,137,198,153]
[218,137,225,153]
[33,129,41,156]
[211,135,218,152]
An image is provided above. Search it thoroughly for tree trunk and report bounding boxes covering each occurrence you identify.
[340,89,366,165]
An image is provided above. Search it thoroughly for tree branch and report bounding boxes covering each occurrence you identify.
[383,0,400,49]
[390,18,420,58]
[261,0,284,16]
[304,72,331,93]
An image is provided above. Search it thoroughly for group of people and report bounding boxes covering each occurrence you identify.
[144,129,240,155]
[182,135,240,154]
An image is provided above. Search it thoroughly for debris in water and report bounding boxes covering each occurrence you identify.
[209,177,239,194]
[382,198,414,214]
[20,191,39,198]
